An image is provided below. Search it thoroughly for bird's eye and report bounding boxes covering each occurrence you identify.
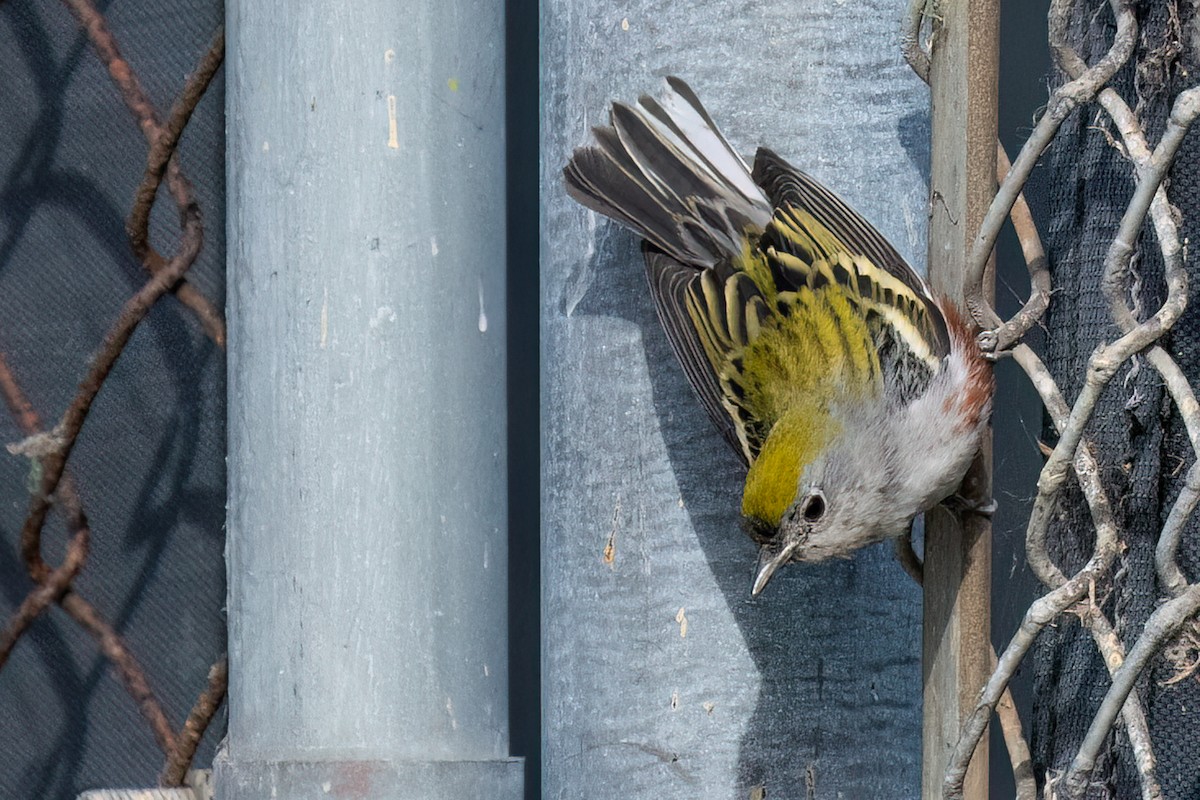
[801,493,826,522]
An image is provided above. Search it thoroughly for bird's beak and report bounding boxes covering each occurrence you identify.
[751,539,800,596]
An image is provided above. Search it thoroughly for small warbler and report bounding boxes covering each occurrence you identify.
[564,78,993,595]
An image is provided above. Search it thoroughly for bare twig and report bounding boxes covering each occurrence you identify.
[901,5,1058,353]
[893,527,1033,799]
[1090,83,1200,597]
[908,0,1198,795]
[944,344,1121,799]
[904,2,1148,796]
[1085,610,1164,800]
[1157,464,1200,595]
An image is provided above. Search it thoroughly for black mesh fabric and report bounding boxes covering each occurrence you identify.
[1032,0,1200,797]
[0,3,225,798]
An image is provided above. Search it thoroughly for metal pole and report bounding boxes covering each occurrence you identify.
[217,2,522,798]
[542,2,934,797]
[922,0,999,797]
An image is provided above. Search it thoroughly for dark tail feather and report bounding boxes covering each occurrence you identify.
[564,78,771,267]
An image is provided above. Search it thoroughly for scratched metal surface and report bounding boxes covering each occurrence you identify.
[220,1,520,797]
[541,2,932,798]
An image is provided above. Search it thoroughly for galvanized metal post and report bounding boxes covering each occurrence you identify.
[542,2,934,797]
[217,2,522,798]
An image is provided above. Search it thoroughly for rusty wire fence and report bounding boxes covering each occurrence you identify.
[904,0,1200,797]
[0,2,227,795]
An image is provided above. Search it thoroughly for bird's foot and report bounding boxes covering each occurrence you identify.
[940,493,997,519]
[976,329,1012,362]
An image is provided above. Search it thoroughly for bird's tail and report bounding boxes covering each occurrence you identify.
[564,77,772,267]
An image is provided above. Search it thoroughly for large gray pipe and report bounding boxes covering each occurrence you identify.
[541,2,931,797]
[217,2,522,798]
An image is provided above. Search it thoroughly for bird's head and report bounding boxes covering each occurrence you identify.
[743,426,914,595]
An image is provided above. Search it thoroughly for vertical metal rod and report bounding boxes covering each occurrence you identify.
[542,1,937,796]
[219,1,522,797]
[923,0,999,797]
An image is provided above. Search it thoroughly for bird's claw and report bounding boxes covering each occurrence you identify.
[976,328,1006,361]
[940,493,997,519]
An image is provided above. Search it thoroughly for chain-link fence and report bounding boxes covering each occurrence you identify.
[5,0,1200,798]
[0,2,226,796]
[903,0,1200,796]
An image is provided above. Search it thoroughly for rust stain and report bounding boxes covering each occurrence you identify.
[332,761,377,798]
[603,498,621,565]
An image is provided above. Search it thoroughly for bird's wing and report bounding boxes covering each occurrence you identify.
[644,249,751,463]
[646,241,886,468]
[751,148,951,360]
[752,149,950,406]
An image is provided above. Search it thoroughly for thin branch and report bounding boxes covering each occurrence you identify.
[1085,610,1164,800]
[949,80,1200,800]
[930,0,1198,794]
[894,526,1035,800]
[1157,464,1200,595]
[1091,84,1200,596]
[922,3,1150,794]
[943,343,1121,799]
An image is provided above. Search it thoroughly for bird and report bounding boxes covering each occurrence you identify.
[563,77,993,595]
